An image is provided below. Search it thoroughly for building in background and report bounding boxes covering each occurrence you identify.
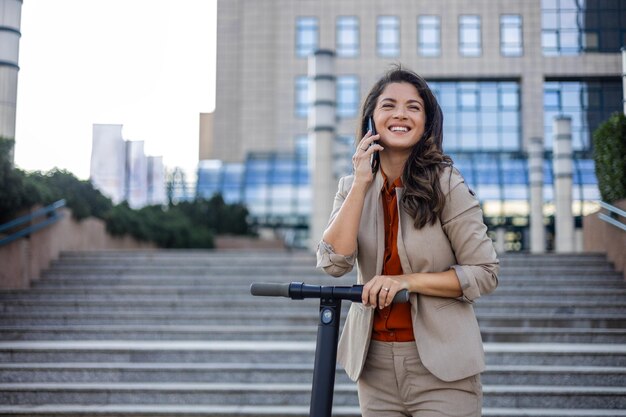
[199,0,625,249]
[0,0,23,162]
[90,124,166,208]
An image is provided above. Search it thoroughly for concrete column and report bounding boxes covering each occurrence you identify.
[495,227,506,253]
[528,136,545,253]
[0,0,23,163]
[308,50,336,251]
[553,116,574,253]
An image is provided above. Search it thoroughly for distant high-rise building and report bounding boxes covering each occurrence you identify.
[90,124,166,208]
[90,125,127,204]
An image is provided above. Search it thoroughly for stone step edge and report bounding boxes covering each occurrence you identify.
[2,363,625,374]
[1,383,626,395]
[3,299,625,307]
[3,312,626,320]
[1,325,624,335]
[0,404,626,417]
[1,341,625,353]
[1,405,626,417]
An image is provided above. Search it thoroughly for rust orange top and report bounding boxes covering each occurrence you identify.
[371,171,415,342]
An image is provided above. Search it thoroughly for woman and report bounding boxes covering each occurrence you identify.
[316,66,499,416]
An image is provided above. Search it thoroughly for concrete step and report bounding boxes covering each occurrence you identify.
[1,298,624,315]
[1,405,626,417]
[1,325,625,343]
[1,341,625,367]
[0,250,623,417]
[12,285,626,301]
[2,363,624,386]
[2,311,624,328]
[53,251,609,265]
[1,382,625,408]
[29,277,626,292]
[42,264,620,280]
[49,258,614,270]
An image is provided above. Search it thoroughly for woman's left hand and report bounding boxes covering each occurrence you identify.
[362,275,410,308]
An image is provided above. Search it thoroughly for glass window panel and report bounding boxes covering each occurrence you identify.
[459,15,481,56]
[461,112,479,128]
[481,88,498,108]
[544,90,560,108]
[443,126,458,150]
[559,30,580,50]
[501,14,523,56]
[440,90,456,108]
[560,0,578,9]
[445,111,457,127]
[296,17,318,57]
[501,111,518,128]
[501,131,520,150]
[483,132,499,150]
[481,111,499,128]
[560,11,579,29]
[377,16,400,57]
[542,31,559,52]
[500,90,519,109]
[460,130,479,149]
[583,31,599,49]
[295,76,309,118]
[542,11,559,29]
[460,88,479,108]
[337,75,360,118]
[561,88,581,108]
[337,16,359,57]
[543,0,558,9]
[418,15,441,56]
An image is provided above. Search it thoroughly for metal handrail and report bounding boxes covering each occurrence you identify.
[0,199,66,246]
[598,201,626,232]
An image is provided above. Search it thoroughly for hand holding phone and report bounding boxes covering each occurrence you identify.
[368,117,380,174]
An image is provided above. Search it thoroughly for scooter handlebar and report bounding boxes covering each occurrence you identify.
[250,282,291,297]
[250,282,410,304]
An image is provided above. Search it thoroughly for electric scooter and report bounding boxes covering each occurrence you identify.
[250,282,409,417]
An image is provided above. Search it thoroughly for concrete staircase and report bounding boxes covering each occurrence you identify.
[0,250,625,416]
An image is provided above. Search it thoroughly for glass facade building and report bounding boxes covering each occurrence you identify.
[211,0,624,250]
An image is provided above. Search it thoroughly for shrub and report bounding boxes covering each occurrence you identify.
[593,112,626,203]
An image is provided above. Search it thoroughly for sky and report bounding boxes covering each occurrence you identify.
[14,0,216,180]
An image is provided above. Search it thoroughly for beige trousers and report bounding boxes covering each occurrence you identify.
[356,340,482,417]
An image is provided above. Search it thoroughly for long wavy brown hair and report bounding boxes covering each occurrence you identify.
[356,65,453,229]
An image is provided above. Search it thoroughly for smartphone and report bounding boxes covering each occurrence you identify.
[368,117,380,174]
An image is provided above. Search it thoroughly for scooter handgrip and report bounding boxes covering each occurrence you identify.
[250,282,291,297]
[393,289,410,303]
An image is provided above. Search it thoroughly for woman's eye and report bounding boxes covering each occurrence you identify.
[381,104,393,108]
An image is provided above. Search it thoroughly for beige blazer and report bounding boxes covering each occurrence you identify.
[316,166,499,382]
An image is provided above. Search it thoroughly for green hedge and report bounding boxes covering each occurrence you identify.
[0,137,253,248]
[593,112,626,203]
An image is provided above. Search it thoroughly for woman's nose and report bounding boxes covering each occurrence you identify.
[393,108,407,119]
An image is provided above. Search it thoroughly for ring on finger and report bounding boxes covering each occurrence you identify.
[382,287,390,292]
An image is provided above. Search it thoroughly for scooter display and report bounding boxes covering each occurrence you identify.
[250,282,409,417]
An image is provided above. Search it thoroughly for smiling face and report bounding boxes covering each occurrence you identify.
[372,82,426,153]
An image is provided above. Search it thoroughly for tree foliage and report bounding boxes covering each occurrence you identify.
[593,112,626,203]
[0,138,41,223]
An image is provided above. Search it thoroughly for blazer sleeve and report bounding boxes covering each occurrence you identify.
[440,167,499,302]
[315,176,357,277]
